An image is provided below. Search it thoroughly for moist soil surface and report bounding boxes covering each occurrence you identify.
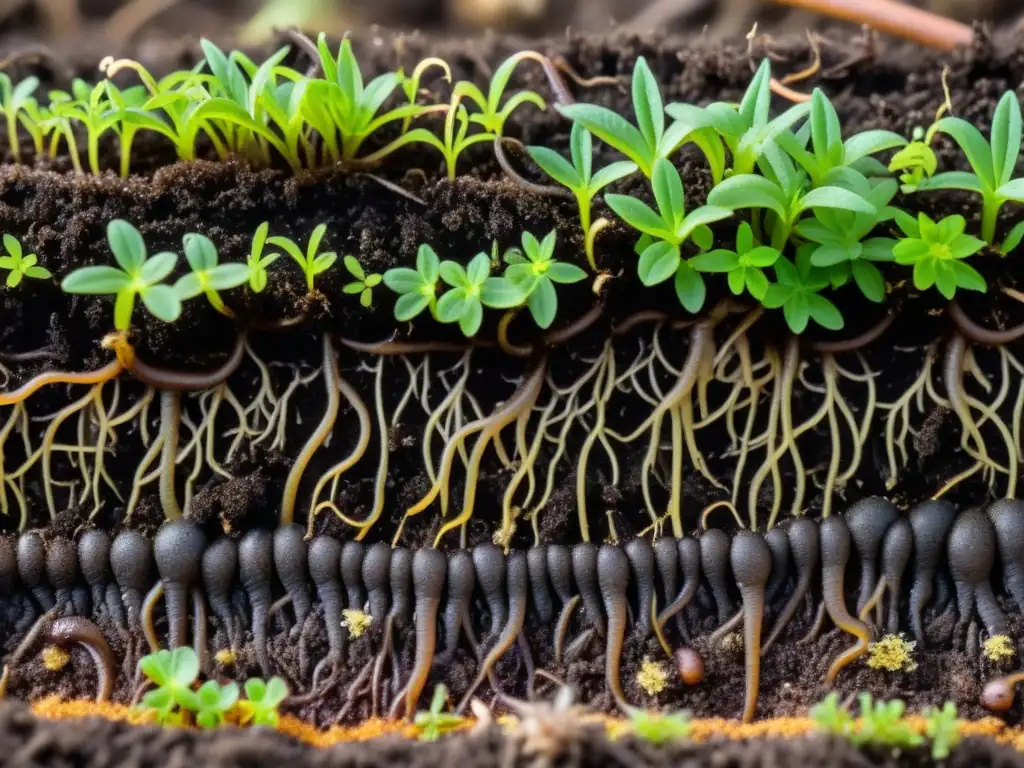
[2,27,1024,736]
[1,700,1022,768]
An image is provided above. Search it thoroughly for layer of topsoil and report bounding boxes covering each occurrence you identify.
[3,26,1024,735]
[2,699,1024,768]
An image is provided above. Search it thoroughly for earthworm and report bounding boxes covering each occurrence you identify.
[763,527,791,606]
[809,312,895,354]
[653,538,678,614]
[858,518,912,633]
[624,538,655,638]
[699,529,735,625]
[126,332,246,390]
[545,302,606,348]
[273,524,312,631]
[308,535,344,676]
[908,499,958,645]
[341,541,366,615]
[392,547,445,720]
[494,136,574,199]
[456,550,528,712]
[45,537,81,616]
[845,496,898,614]
[986,500,1024,614]
[474,543,508,637]
[39,616,116,701]
[239,528,274,676]
[140,582,163,653]
[572,542,606,637]
[77,530,113,623]
[110,529,152,634]
[527,545,553,623]
[597,543,631,712]
[201,536,239,649]
[437,550,476,666]
[656,537,700,640]
[373,546,411,714]
[0,359,121,405]
[547,544,577,662]
[362,542,391,624]
[948,510,1007,648]
[153,519,206,649]
[820,516,871,685]
[948,300,1024,346]
[730,532,772,723]
[338,338,470,356]
[191,587,208,672]
[763,519,819,655]
[17,532,54,612]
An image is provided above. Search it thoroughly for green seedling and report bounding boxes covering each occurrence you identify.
[688,222,779,301]
[437,251,524,336]
[762,246,844,334]
[383,243,441,321]
[236,677,289,728]
[503,230,587,329]
[559,56,724,180]
[61,219,181,330]
[178,679,240,729]
[0,73,41,163]
[892,212,986,299]
[342,255,382,307]
[455,52,546,137]
[626,708,693,745]
[397,57,452,134]
[246,222,279,292]
[923,702,961,760]
[136,647,201,725]
[1000,221,1024,256]
[0,234,51,288]
[300,35,440,165]
[527,123,638,270]
[420,97,493,181]
[413,684,466,742]
[810,692,855,738]
[606,157,732,313]
[267,224,337,294]
[924,90,1024,244]
[174,233,249,316]
[706,149,877,251]
[101,80,151,178]
[775,88,906,186]
[889,132,938,193]
[793,176,900,302]
[851,693,923,750]
[668,59,811,178]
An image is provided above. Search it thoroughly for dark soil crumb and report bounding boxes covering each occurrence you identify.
[0,700,1022,768]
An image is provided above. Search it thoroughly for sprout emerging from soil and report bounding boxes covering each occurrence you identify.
[0,234,51,288]
[626,708,692,745]
[267,224,337,295]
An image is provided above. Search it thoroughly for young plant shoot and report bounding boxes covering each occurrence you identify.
[437,251,524,336]
[0,234,51,287]
[527,123,638,270]
[503,230,587,329]
[61,219,182,332]
[761,246,844,334]
[384,243,441,321]
[606,157,732,313]
[267,224,337,294]
[892,212,986,299]
[175,233,249,316]
[342,255,382,307]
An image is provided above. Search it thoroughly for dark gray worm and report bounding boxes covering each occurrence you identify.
[986,499,1024,614]
[341,541,366,616]
[17,532,54,612]
[572,542,606,638]
[152,519,206,650]
[46,537,85,617]
[77,530,115,624]
[456,550,528,712]
[526,545,553,624]
[436,550,477,666]
[908,499,958,645]
[624,538,655,638]
[762,518,819,655]
[307,535,345,679]
[363,542,392,626]
[391,548,445,720]
[656,537,701,641]
[201,536,239,650]
[730,532,772,723]
[948,509,1007,654]
[858,518,912,634]
[273,524,312,633]
[597,544,631,712]
[547,544,578,663]
[699,529,735,626]
[239,528,274,676]
[846,496,898,614]
[473,543,508,638]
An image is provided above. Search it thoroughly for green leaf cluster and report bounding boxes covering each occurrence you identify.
[626,708,692,745]
[413,684,467,741]
[135,646,287,730]
[0,234,51,288]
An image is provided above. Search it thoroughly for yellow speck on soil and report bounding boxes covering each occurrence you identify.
[340,609,373,639]
[984,635,1017,664]
[866,635,917,672]
[636,658,668,696]
[40,646,71,672]
[22,699,1024,750]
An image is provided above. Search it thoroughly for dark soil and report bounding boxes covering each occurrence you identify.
[0,699,1022,768]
